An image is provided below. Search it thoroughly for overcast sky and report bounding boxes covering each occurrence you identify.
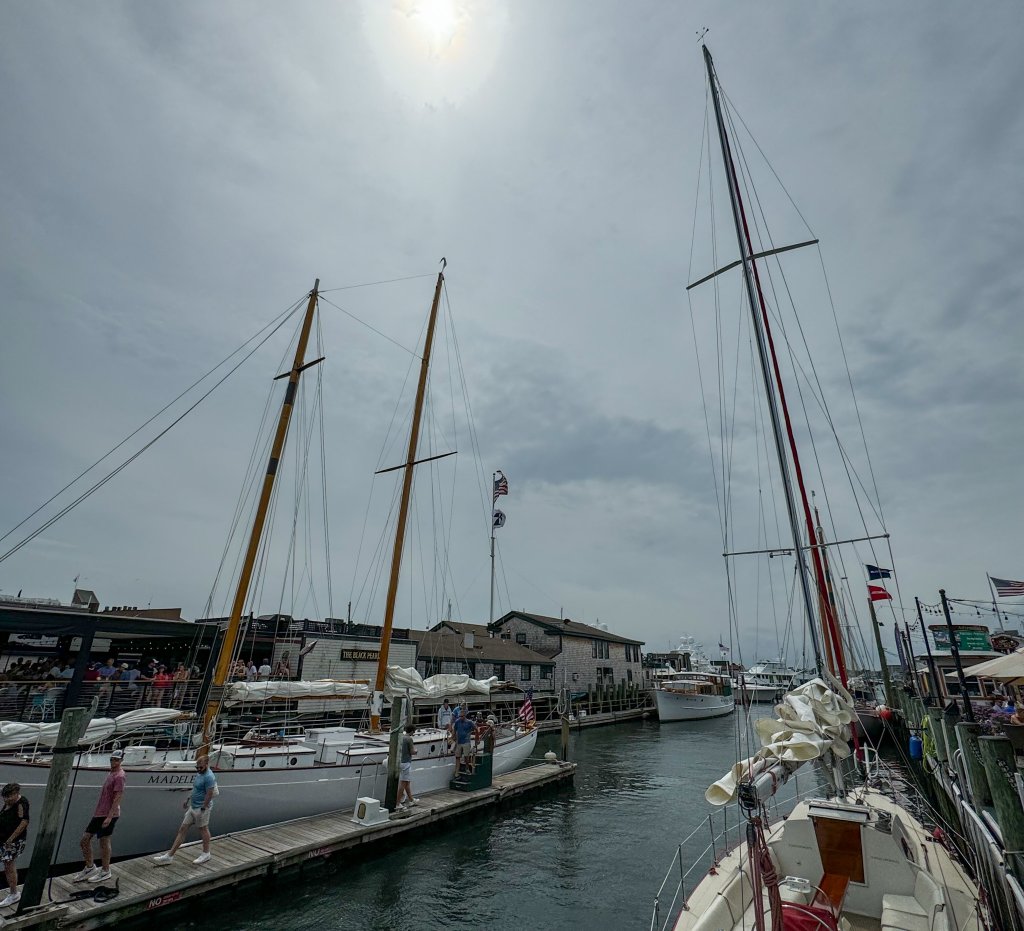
[1,2,1022,665]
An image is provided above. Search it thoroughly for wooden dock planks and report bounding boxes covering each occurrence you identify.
[10,761,574,931]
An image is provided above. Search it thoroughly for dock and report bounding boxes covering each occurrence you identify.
[11,761,575,931]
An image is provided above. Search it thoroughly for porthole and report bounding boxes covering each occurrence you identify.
[430,745,436,753]
[290,757,298,766]
[258,759,267,768]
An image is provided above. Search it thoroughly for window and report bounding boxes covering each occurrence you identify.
[627,669,633,683]
[493,663,506,681]
[501,632,511,640]
[521,664,532,681]
[515,632,527,644]
[592,640,598,658]
[596,640,609,660]
[541,666,553,680]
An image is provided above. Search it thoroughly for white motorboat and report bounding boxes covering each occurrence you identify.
[732,660,803,703]
[654,673,734,721]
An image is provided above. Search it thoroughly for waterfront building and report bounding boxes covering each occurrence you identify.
[487,612,644,693]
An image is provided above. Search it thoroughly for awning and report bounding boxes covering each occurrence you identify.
[960,648,1024,683]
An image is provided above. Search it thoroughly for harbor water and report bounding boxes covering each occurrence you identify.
[177,710,831,931]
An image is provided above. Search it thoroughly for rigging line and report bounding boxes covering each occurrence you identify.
[816,245,887,526]
[317,272,436,294]
[718,86,817,240]
[441,282,489,536]
[314,313,334,620]
[726,107,885,534]
[0,301,305,567]
[316,293,419,358]
[0,295,305,550]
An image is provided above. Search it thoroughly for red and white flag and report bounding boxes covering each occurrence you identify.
[868,584,892,602]
[518,689,535,724]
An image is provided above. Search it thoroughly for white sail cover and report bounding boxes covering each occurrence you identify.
[384,667,498,699]
[222,667,498,706]
[0,708,189,750]
[706,677,854,806]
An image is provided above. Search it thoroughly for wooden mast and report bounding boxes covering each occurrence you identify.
[369,266,445,732]
[200,279,320,752]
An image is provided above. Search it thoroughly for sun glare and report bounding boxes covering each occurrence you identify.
[361,1,507,107]
[412,0,458,53]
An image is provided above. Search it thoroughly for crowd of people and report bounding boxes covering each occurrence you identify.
[228,653,293,682]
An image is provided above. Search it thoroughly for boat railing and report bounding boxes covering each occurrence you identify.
[649,775,829,931]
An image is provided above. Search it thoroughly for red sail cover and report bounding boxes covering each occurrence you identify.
[781,903,839,931]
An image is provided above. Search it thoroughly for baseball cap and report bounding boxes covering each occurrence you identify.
[120,663,129,669]
[110,750,124,760]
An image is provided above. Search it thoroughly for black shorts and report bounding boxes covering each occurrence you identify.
[85,816,118,838]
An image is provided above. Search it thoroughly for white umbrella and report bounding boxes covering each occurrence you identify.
[961,648,1024,684]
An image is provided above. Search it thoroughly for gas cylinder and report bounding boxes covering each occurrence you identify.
[909,734,923,760]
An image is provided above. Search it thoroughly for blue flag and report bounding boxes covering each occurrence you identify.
[867,564,891,580]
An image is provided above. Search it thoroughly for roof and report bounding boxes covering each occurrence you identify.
[408,630,552,664]
[494,611,644,646]
[0,604,215,640]
[430,620,491,637]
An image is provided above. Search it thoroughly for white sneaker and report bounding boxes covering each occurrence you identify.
[88,869,112,883]
[152,853,174,865]
[192,852,211,865]
[71,867,95,882]
[407,798,418,807]
[0,891,20,907]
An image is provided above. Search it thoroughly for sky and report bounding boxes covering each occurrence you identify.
[1,1,1023,665]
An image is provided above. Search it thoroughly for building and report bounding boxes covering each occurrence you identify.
[488,612,643,693]
[412,621,553,689]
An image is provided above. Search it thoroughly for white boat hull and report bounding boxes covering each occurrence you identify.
[655,689,734,722]
[0,728,537,866]
[732,683,783,703]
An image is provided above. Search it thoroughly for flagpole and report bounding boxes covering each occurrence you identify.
[939,588,975,722]
[915,596,941,705]
[986,574,1005,631]
[489,471,496,624]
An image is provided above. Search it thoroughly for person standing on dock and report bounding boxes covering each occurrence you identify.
[453,712,478,775]
[397,723,417,808]
[0,783,29,908]
[152,755,218,867]
[71,749,125,884]
[437,698,454,731]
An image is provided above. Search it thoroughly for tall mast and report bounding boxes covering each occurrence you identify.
[369,267,445,732]
[702,45,824,674]
[201,279,320,750]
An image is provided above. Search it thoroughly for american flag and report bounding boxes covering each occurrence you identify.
[518,688,535,724]
[991,577,1024,597]
[868,584,893,602]
[492,471,508,505]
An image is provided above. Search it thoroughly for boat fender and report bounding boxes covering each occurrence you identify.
[908,734,923,761]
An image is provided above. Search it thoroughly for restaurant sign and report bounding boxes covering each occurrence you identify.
[340,648,380,662]
[930,625,992,652]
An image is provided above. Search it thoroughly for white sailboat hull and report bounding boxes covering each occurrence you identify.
[0,728,537,866]
[654,689,734,722]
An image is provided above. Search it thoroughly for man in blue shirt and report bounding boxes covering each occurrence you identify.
[152,755,218,866]
[452,713,478,775]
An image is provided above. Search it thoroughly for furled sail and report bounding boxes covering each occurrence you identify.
[706,677,854,805]
[221,666,498,706]
[0,708,189,750]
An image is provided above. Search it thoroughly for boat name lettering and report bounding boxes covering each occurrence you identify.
[148,890,183,909]
[340,649,379,661]
[147,774,194,785]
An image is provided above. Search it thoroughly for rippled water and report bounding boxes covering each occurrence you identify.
[179,710,825,931]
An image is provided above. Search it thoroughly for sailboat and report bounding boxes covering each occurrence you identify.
[655,46,982,931]
[0,269,536,866]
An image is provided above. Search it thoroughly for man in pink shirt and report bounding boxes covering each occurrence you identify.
[71,750,126,883]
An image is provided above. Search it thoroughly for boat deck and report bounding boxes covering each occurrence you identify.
[9,761,575,931]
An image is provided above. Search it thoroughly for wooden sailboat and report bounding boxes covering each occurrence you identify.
[656,46,982,931]
[0,270,536,866]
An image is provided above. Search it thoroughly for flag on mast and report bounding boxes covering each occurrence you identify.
[868,584,892,602]
[718,642,730,653]
[492,509,506,530]
[866,565,891,580]
[492,470,509,504]
[990,577,1024,597]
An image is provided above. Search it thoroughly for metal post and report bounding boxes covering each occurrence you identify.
[939,590,974,722]
[915,598,941,705]
[18,705,94,914]
[986,574,1006,632]
[867,598,893,707]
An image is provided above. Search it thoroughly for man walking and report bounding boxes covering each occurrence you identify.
[71,750,125,883]
[152,755,217,866]
[0,783,29,908]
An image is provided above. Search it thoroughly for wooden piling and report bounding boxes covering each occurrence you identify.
[978,736,1024,883]
[954,722,993,808]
